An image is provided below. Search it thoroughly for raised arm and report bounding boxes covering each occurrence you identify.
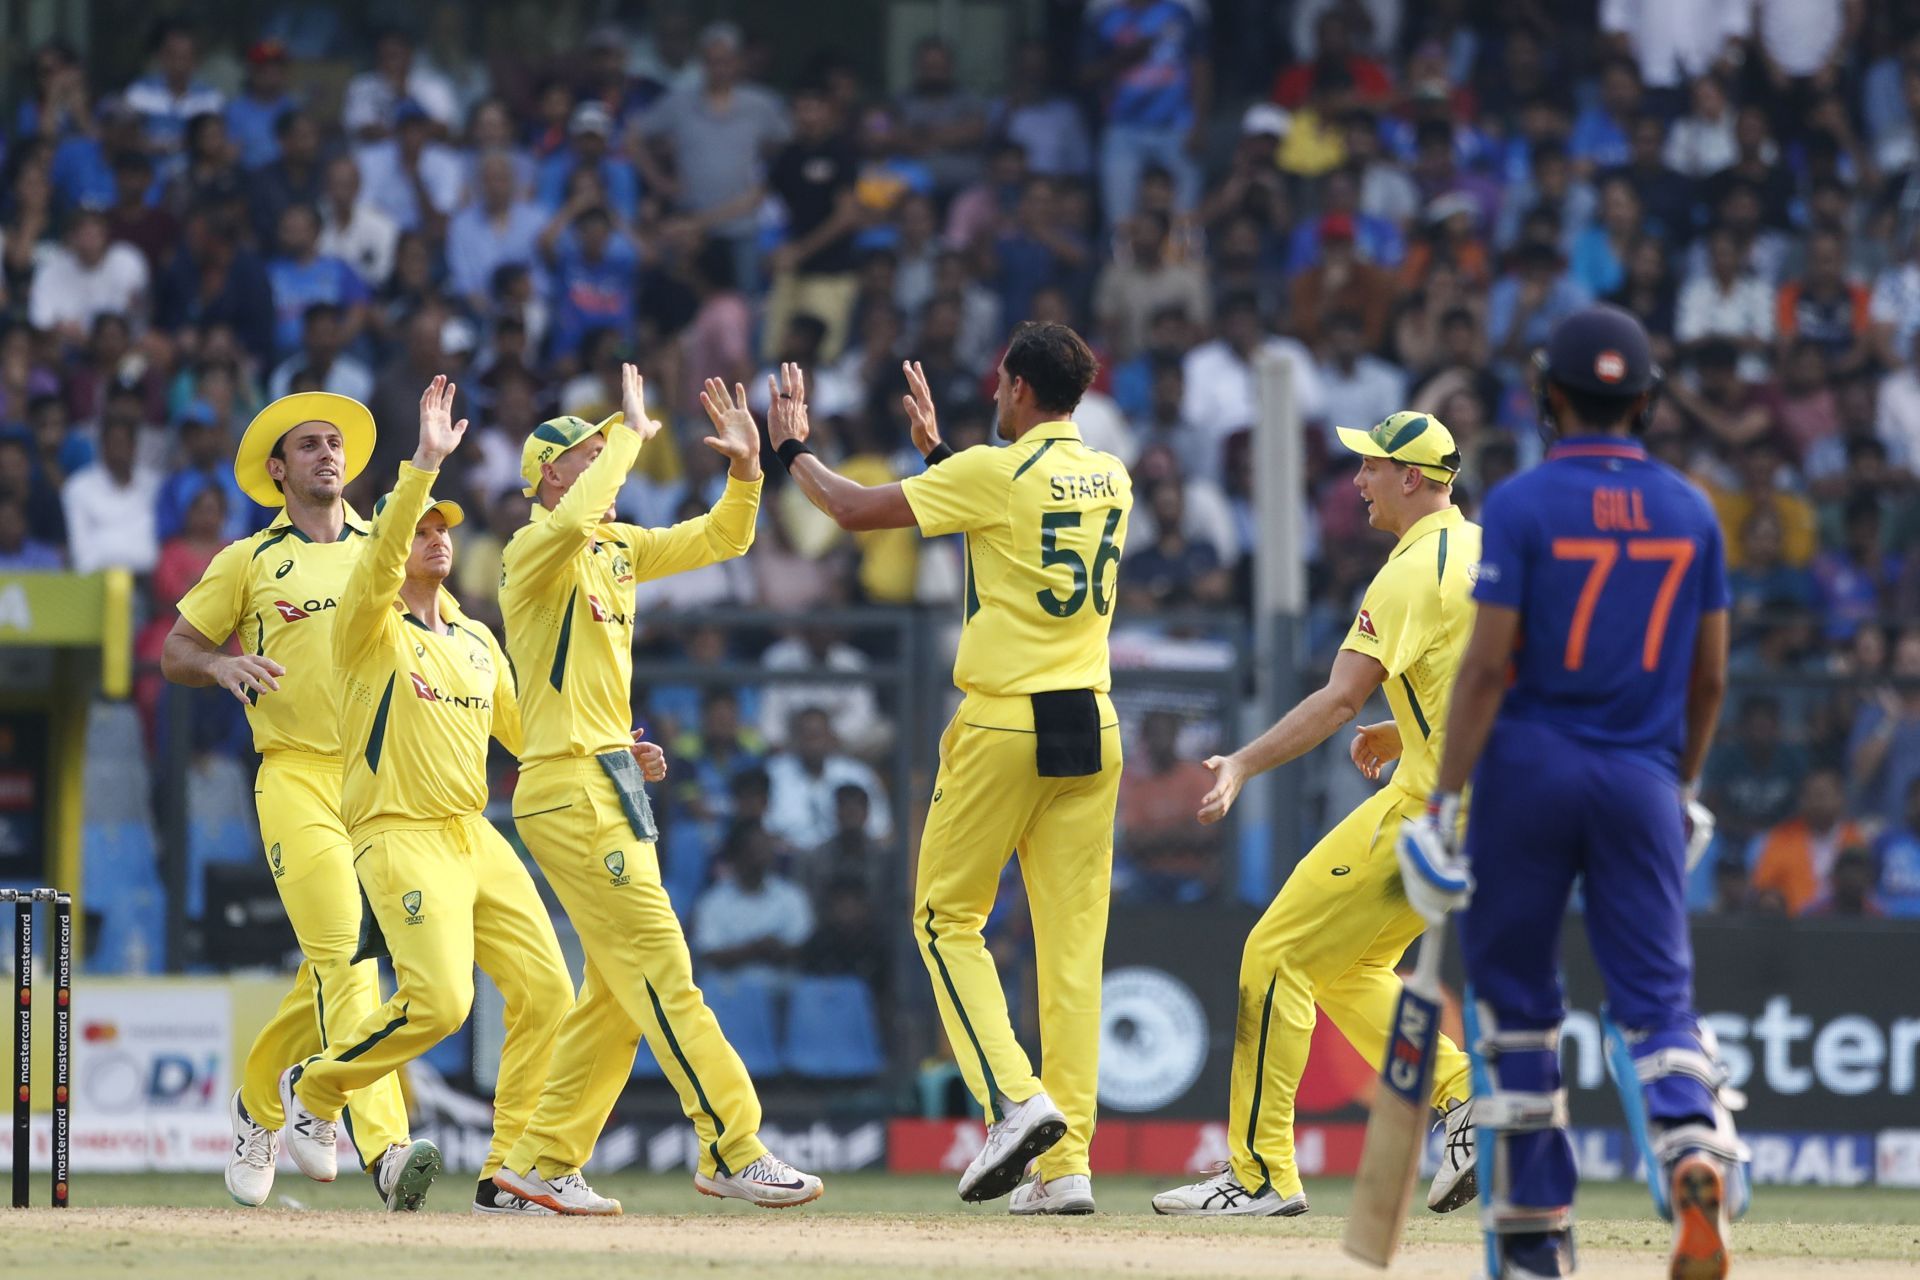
[507,364,654,582]
[336,377,466,667]
[622,378,766,577]
[767,361,918,531]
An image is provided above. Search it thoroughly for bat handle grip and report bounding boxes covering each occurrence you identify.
[1408,918,1447,996]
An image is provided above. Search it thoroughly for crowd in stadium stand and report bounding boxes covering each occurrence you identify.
[2,1,1919,943]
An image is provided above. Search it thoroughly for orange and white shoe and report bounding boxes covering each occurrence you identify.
[1670,1154,1731,1280]
[494,1165,622,1215]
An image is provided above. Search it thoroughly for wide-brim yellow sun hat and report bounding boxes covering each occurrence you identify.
[1335,410,1461,484]
[234,393,377,507]
[519,411,624,496]
[372,489,465,530]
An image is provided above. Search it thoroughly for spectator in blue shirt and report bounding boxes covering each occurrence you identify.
[1284,167,1404,275]
[1084,0,1211,224]
[1812,496,1905,643]
[0,496,64,570]
[448,151,548,308]
[541,204,639,363]
[1872,778,1920,917]
[992,177,1089,330]
[155,401,263,542]
[1570,56,1641,175]
[265,203,370,359]
[247,110,325,247]
[1848,629,1920,828]
[123,19,224,178]
[225,40,297,170]
[1727,506,1816,651]
[1487,239,1592,376]
[1569,174,1642,297]
[535,102,641,223]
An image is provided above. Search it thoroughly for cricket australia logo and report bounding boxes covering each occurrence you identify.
[402,890,424,925]
[269,842,285,878]
[604,850,630,887]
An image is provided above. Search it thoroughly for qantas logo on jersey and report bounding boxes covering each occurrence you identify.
[272,598,338,622]
[408,671,491,710]
[1355,609,1378,640]
[586,594,632,626]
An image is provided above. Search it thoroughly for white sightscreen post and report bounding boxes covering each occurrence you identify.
[1242,350,1308,900]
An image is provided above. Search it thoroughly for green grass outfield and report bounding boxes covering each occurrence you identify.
[6,1172,1917,1279]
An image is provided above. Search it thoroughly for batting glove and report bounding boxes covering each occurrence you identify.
[1683,783,1716,873]
[1398,791,1472,924]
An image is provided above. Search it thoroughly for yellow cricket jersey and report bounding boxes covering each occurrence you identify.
[176,508,372,757]
[900,421,1133,704]
[334,462,521,831]
[499,428,761,766]
[1339,506,1482,799]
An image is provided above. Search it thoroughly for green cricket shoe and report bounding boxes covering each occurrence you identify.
[375,1139,443,1212]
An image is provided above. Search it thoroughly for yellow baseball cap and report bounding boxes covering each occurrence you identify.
[234,393,376,507]
[1335,411,1462,484]
[519,412,623,496]
[372,488,465,530]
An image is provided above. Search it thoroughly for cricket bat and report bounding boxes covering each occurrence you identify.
[1342,918,1448,1268]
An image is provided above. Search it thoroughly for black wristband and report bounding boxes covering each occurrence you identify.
[775,439,814,472]
[923,442,954,467]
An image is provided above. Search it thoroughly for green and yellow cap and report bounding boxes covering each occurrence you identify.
[519,412,623,496]
[1335,411,1461,484]
[372,488,465,530]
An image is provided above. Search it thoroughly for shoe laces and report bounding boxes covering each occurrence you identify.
[1197,1162,1245,1192]
[551,1172,591,1196]
[238,1119,276,1170]
[307,1113,337,1146]
[742,1154,798,1182]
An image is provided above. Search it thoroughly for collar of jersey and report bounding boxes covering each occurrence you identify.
[393,587,470,635]
[1549,434,1647,462]
[1021,420,1082,443]
[266,507,371,542]
[1389,504,1464,559]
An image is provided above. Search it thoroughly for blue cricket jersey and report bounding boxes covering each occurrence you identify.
[1472,435,1730,778]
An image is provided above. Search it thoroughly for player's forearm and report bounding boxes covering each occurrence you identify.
[1233,684,1362,778]
[636,474,763,577]
[788,454,872,530]
[349,461,434,625]
[1432,659,1506,795]
[161,628,224,687]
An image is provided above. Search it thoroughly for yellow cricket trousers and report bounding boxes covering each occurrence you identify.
[915,693,1123,1182]
[504,758,769,1181]
[1228,785,1473,1198]
[294,813,573,1181]
[240,751,409,1172]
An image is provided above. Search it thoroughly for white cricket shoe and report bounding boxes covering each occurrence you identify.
[494,1165,623,1216]
[224,1089,279,1207]
[375,1139,443,1212]
[474,1177,558,1216]
[694,1153,824,1207]
[958,1091,1068,1203]
[1151,1164,1309,1217]
[1428,1097,1479,1213]
[277,1062,337,1182]
[1008,1172,1095,1215]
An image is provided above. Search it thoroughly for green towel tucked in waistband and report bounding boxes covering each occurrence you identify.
[597,749,660,843]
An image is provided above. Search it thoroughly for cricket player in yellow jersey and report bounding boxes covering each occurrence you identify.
[163,391,439,1211]
[491,365,821,1213]
[275,378,598,1216]
[768,323,1130,1216]
[1150,411,1482,1218]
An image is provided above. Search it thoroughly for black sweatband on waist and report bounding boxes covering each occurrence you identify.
[1032,689,1102,777]
[923,442,954,467]
[776,439,815,472]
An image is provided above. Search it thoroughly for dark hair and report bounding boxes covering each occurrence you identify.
[1843,494,1882,528]
[302,300,343,327]
[273,108,309,139]
[1554,384,1641,430]
[1001,321,1098,414]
